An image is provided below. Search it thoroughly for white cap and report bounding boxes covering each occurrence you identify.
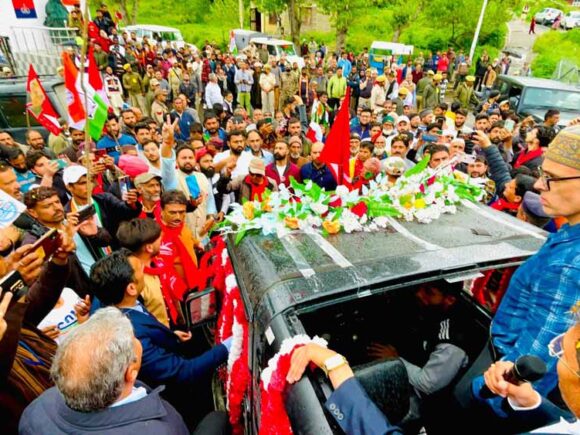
[63,165,87,185]
[397,115,410,124]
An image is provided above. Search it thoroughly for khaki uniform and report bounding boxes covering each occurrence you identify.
[280,70,299,110]
[455,83,479,110]
[151,100,168,125]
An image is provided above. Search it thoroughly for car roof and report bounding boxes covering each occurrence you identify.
[228,203,546,324]
[0,76,63,92]
[250,37,294,46]
[124,25,180,32]
[497,75,580,91]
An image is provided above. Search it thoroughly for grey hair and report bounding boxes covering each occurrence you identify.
[50,307,136,412]
[208,73,217,81]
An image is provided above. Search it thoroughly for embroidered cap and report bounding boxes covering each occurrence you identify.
[544,125,580,171]
[248,158,265,176]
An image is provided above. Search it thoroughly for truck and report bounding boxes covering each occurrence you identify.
[369,41,414,74]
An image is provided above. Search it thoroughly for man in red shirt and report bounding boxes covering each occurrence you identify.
[265,139,301,188]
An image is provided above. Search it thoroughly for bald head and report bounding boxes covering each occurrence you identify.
[310,141,324,164]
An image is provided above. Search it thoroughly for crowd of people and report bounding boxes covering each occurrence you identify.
[0,2,579,434]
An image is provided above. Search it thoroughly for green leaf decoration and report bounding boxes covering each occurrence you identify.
[235,229,247,245]
[367,202,402,217]
[403,155,430,178]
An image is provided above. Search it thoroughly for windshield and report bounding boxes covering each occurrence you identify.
[278,44,296,55]
[570,12,580,17]
[370,48,392,57]
[522,88,580,112]
[160,31,183,42]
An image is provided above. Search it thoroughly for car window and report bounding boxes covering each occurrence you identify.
[266,45,277,56]
[279,44,296,56]
[0,95,40,128]
[523,88,580,111]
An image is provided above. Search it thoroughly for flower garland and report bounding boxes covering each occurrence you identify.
[209,236,250,434]
[218,155,484,244]
[259,335,328,435]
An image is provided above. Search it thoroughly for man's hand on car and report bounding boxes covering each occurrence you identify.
[483,360,541,408]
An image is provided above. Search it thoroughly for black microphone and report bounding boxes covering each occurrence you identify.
[478,355,547,399]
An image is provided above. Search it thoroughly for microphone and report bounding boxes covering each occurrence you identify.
[478,355,547,399]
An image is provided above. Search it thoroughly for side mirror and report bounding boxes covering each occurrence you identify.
[183,288,219,329]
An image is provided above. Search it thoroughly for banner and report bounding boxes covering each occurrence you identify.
[12,0,37,19]
[0,190,26,229]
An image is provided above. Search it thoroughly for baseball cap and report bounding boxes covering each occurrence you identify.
[248,158,265,175]
[397,115,410,124]
[63,165,87,185]
[522,191,550,219]
[134,173,162,187]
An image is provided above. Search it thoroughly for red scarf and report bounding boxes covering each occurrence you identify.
[245,175,268,201]
[158,221,199,293]
[491,198,520,214]
[139,200,162,221]
[514,148,542,169]
[143,260,183,325]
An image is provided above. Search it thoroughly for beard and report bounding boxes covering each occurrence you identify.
[490,136,502,145]
[374,147,385,156]
[290,152,301,159]
[230,147,243,156]
[201,167,215,179]
[273,152,285,161]
[179,163,195,174]
[12,166,28,174]
[143,192,161,202]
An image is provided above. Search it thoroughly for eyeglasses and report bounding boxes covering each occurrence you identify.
[538,167,580,191]
[548,333,580,378]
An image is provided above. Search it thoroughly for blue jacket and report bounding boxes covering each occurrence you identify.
[122,307,229,388]
[171,110,196,141]
[96,133,137,163]
[19,383,189,435]
[325,377,402,435]
[482,144,511,198]
[300,162,337,191]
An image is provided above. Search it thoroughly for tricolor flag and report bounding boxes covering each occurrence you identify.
[319,87,352,187]
[62,51,110,141]
[229,30,238,55]
[26,65,62,136]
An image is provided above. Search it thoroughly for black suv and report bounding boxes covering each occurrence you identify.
[0,75,67,143]
[495,75,580,126]
[225,202,546,433]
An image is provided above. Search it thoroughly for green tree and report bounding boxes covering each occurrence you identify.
[255,0,309,46]
[317,0,366,52]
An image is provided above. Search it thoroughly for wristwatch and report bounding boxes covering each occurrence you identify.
[322,353,349,376]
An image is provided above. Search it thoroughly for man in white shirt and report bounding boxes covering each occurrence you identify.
[204,73,224,109]
[213,130,253,178]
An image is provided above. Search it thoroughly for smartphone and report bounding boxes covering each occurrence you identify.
[0,270,26,298]
[265,117,273,124]
[53,159,68,170]
[25,228,62,260]
[77,204,96,223]
[422,134,438,143]
[460,153,477,164]
[504,119,515,133]
[118,176,131,197]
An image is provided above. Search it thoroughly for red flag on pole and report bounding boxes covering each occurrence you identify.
[319,87,352,187]
[26,65,62,136]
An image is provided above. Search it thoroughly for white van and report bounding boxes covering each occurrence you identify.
[249,37,305,68]
[123,25,197,51]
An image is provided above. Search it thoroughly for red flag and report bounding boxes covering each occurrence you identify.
[62,52,86,129]
[319,87,351,187]
[26,65,62,136]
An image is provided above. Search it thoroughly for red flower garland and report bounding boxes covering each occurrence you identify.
[206,236,250,434]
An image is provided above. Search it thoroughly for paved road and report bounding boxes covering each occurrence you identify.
[504,18,549,75]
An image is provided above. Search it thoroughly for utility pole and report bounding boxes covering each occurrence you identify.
[469,0,488,62]
[239,0,244,28]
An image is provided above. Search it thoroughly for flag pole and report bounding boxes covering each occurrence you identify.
[78,1,93,200]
